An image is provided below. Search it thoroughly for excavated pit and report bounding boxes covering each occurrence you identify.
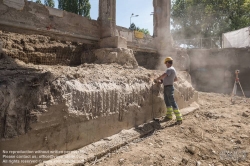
[0,31,198,165]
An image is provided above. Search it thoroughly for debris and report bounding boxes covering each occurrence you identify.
[118,158,125,164]
[232,123,241,128]
[182,158,188,164]
[196,161,201,166]
[235,139,241,144]
[201,155,209,160]
[103,137,112,141]
[160,154,165,158]
[214,162,223,166]
[240,134,249,139]
[186,145,196,155]
[148,143,153,146]
[242,112,249,117]
[195,113,200,118]
[73,73,80,79]
[211,149,216,154]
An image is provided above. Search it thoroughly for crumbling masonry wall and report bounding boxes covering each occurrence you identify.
[116,26,156,52]
[134,48,190,71]
[0,52,198,154]
[0,0,156,51]
[0,30,198,156]
[0,31,98,66]
[0,0,100,44]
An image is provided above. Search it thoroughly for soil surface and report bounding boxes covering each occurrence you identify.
[86,92,250,166]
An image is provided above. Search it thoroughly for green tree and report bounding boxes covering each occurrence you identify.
[35,0,42,4]
[138,28,150,35]
[171,0,250,46]
[45,0,55,7]
[129,23,137,31]
[58,0,91,18]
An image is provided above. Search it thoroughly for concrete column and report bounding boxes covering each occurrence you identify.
[153,0,172,51]
[99,0,116,38]
[98,0,127,48]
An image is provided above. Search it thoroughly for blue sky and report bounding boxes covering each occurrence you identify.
[36,0,154,35]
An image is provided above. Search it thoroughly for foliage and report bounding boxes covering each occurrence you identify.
[44,0,55,7]
[129,23,150,35]
[129,23,137,31]
[137,28,150,35]
[171,0,250,42]
[35,0,42,4]
[58,0,91,19]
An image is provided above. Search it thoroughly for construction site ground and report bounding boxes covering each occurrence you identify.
[87,92,250,166]
[1,30,249,166]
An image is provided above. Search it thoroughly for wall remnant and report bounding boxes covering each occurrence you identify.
[93,48,138,68]
[119,31,133,42]
[134,47,190,73]
[0,53,198,153]
[188,48,250,97]
[3,0,25,10]
[116,26,156,52]
[46,6,63,17]
[0,0,157,52]
[0,31,98,66]
[100,36,127,48]
[0,0,100,44]
[134,51,159,70]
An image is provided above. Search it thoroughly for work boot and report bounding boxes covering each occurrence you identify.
[162,116,172,122]
[175,120,183,125]
[153,118,160,122]
[173,109,183,121]
[166,107,173,119]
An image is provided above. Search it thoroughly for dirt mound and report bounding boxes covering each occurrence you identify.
[0,49,198,159]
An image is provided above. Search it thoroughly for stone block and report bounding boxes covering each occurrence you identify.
[3,0,25,10]
[100,36,127,48]
[93,48,138,68]
[46,6,63,17]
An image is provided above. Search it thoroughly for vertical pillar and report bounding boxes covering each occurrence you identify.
[99,0,116,38]
[98,0,127,48]
[153,0,172,51]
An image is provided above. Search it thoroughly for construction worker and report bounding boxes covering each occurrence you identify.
[154,57,183,125]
